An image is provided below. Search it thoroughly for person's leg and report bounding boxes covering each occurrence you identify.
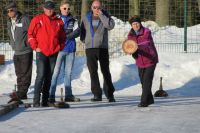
[13,54,22,100]
[33,52,47,106]
[63,52,80,102]
[13,55,23,97]
[139,65,156,106]
[63,52,74,97]
[17,52,33,99]
[42,53,58,106]
[99,49,115,101]
[86,49,102,99]
[49,52,65,100]
[103,81,109,98]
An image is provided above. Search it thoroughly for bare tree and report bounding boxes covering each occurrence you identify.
[17,0,24,13]
[129,0,139,18]
[197,0,200,13]
[187,0,193,26]
[156,0,169,26]
[81,0,89,20]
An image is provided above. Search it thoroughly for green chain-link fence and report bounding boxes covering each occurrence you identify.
[0,0,200,60]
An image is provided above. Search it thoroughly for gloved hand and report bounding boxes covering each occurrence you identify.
[132,49,138,59]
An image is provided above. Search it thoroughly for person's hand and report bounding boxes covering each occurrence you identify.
[97,10,103,16]
[36,48,41,52]
[94,9,102,17]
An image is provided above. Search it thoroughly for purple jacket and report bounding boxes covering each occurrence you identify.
[128,27,158,68]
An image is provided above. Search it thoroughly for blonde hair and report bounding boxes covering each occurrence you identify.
[60,0,70,6]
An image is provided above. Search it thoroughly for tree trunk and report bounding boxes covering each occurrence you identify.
[187,0,192,26]
[17,0,24,13]
[197,0,200,13]
[81,0,89,20]
[156,0,169,26]
[129,0,139,18]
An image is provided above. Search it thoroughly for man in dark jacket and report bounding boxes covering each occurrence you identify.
[80,0,115,102]
[6,2,33,102]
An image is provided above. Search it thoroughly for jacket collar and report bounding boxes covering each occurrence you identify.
[60,13,73,20]
[130,26,144,36]
[9,11,22,23]
[43,12,57,20]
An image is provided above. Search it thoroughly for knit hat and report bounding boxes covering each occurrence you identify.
[129,15,141,24]
[5,2,17,10]
[43,1,55,9]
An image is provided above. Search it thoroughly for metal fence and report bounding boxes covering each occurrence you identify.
[0,0,200,60]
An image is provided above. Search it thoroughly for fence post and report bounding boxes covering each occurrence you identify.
[184,0,188,52]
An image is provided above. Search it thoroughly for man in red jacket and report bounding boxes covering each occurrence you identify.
[28,1,66,107]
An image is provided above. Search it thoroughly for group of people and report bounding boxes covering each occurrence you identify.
[6,0,158,108]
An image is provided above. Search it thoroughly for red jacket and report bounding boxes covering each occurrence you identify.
[128,27,158,68]
[28,13,66,56]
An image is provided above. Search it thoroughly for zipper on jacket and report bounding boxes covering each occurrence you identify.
[136,35,146,67]
[88,12,101,48]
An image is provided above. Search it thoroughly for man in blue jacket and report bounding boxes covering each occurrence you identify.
[49,0,80,103]
[80,0,115,102]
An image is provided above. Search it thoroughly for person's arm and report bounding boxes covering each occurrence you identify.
[59,21,66,50]
[80,19,86,43]
[136,30,157,59]
[22,15,31,47]
[132,50,139,59]
[27,17,40,50]
[127,30,139,59]
[99,10,115,30]
[22,15,31,31]
[66,19,80,40]
[6,21,13,47]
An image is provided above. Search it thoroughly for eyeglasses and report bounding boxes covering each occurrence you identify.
[92,6,101,10]
[63,7,70,11]
[7,9,14,13]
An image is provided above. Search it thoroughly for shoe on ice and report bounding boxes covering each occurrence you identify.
[65,95,80,102]
[8,92,23,104]
[20,95,28,100]
[91,96,102,102]
[137,103,148,107]
[108,97,116,102]
[33,103,40,107]
[48,97,56,103]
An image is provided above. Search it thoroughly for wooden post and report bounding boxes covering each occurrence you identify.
[0,54,5,65]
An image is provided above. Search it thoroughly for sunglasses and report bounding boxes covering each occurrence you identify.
[63,7,70,11]
[92,6,101,10]
[7,9,14,13]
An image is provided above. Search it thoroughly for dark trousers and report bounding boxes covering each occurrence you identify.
[86,48,115,98]
[33,52,58,105]
[138,65,156,104]
[13,52,33,99]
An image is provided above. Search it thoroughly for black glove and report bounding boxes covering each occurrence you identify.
[132,50,139,59]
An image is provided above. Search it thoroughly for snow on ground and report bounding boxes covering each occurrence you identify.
[0,96,200,133]
[0,52,199,98]
[0,52,200,133]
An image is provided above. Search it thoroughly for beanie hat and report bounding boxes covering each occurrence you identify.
[5,2,17,10]
[129,15,141,24]
[43,1,55,9]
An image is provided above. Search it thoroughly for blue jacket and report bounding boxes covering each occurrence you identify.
[80,10,115,49]
[59,14,80,53]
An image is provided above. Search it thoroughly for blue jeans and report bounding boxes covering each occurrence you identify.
[49,51,75,98]
[33,52,58,105]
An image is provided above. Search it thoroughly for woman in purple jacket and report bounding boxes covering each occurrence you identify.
[127,15,158,107]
